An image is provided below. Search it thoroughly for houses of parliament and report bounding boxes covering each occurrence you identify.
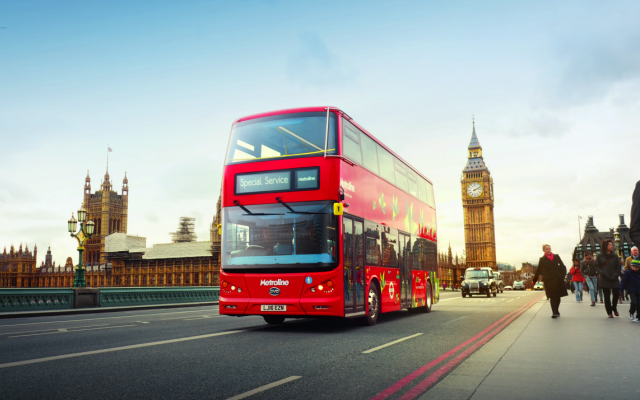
[0,169,222,288]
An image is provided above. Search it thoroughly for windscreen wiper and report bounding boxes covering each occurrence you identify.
[234,200,283,216]
[275,197,326,215]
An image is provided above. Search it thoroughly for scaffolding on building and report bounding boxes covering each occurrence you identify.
[170,217,197,243]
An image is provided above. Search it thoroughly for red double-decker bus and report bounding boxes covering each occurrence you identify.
[219,107,438,325]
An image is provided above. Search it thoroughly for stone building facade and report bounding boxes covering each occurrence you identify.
[0,244,38,287]
[573,215,634,261]
[461,122,497,270]
[83,169,129,265]
[438,244,466,289]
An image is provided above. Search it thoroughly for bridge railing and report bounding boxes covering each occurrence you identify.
[0,286,219,312]
[0,288,74,312]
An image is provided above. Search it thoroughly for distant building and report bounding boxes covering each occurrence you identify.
[573,215,634,261]
[520,262,538,280]
[83,169,129,266]
[438,244,466,289]
[104,233,220,286]
[0,243,37,287]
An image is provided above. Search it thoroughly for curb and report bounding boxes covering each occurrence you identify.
[0,301,219,319]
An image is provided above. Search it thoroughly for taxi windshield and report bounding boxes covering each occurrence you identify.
[465,270,489,279]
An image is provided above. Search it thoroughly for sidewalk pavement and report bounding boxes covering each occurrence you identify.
[421,295,640,400]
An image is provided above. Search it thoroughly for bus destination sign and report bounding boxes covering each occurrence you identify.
[235,168,319,195]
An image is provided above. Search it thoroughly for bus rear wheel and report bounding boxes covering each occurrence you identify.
[363,284,380,326]
[419,282,432,313]
[263,315,285,325]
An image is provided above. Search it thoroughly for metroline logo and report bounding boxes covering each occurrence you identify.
[260,279,290,286]
[340,179,355,192]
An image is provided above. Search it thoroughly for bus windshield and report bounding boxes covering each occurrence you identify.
[225,112,337,164]
[222,201,338,270]
[465,270,489,279]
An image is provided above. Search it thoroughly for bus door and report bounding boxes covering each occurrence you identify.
[399,233,412,307]
[343,216,365,315]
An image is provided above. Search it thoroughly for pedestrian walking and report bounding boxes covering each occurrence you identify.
[625,247,639,270]
[581,252,599,306]
[533,244,568,318]
[597,239,622,318]
[570,260,584,302]
[620,259,640,322]
[631,181,640,251]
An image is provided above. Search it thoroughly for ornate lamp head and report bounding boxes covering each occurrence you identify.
[68,213,78,233]
[77,205,87,223]
[86,220,95,236]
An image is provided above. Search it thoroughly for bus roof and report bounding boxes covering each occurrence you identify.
[233,106,433,185]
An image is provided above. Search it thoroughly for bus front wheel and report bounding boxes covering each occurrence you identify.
[263,315,285,325]
[363,284,380,326]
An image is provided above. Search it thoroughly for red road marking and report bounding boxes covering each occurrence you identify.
[398,295,543,399]
[371,295,543,400]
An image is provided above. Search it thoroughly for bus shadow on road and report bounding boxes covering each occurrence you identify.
[245,310,433,333]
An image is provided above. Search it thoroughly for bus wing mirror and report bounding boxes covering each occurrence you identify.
[334,203,344,216]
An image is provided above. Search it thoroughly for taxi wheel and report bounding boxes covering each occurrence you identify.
[486,289,491,298]
[263,316,285,325]
[462,292,466,298]
[493,291,497,297]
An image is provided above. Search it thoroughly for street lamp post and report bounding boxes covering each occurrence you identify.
[68,205,95,288]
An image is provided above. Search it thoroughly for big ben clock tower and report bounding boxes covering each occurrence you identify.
[461,121,497,270]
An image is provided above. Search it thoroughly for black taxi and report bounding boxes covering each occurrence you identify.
[461,267,498,298]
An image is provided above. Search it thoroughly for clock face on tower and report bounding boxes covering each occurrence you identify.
[467,182,482,197]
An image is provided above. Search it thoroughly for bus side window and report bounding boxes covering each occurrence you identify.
[418,177,429,204]
[381,229,398,268]
[407,170,419,198]
[365,221,381,266]
[394,161,409,192]
[360,134,380,175]
[342,119,363,165]
[425,181,435,207]
[377,145,396,185]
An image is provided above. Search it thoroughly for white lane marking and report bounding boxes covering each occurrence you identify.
[506,299,515,302]
[0,309,219,328]
[438,298,461,302]
[225,376,302,400]
[442,316,467,326]
[0,330,242,369]
[161,315,222,321]
[9,325,136,338]
[362,333,423,354]
[182,316,224,321]
[0,324,110,336]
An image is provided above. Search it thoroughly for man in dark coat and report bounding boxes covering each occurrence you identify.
[631,180,640,248]
[533,244,568,318]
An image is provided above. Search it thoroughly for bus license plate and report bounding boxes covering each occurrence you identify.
[261,305,286,312]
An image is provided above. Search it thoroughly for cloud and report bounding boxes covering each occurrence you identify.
[286,32,356,89]
[144,211,159,223]
[507,112,571,138]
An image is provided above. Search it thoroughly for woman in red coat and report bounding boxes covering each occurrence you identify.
[570,260,584,302]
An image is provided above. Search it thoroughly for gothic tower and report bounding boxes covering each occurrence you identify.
[461,121,497,269]
[83,169,129,265]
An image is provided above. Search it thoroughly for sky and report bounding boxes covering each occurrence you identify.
[1,0,639,268]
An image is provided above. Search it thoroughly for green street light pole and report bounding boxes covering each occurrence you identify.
[68,205,95,288]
